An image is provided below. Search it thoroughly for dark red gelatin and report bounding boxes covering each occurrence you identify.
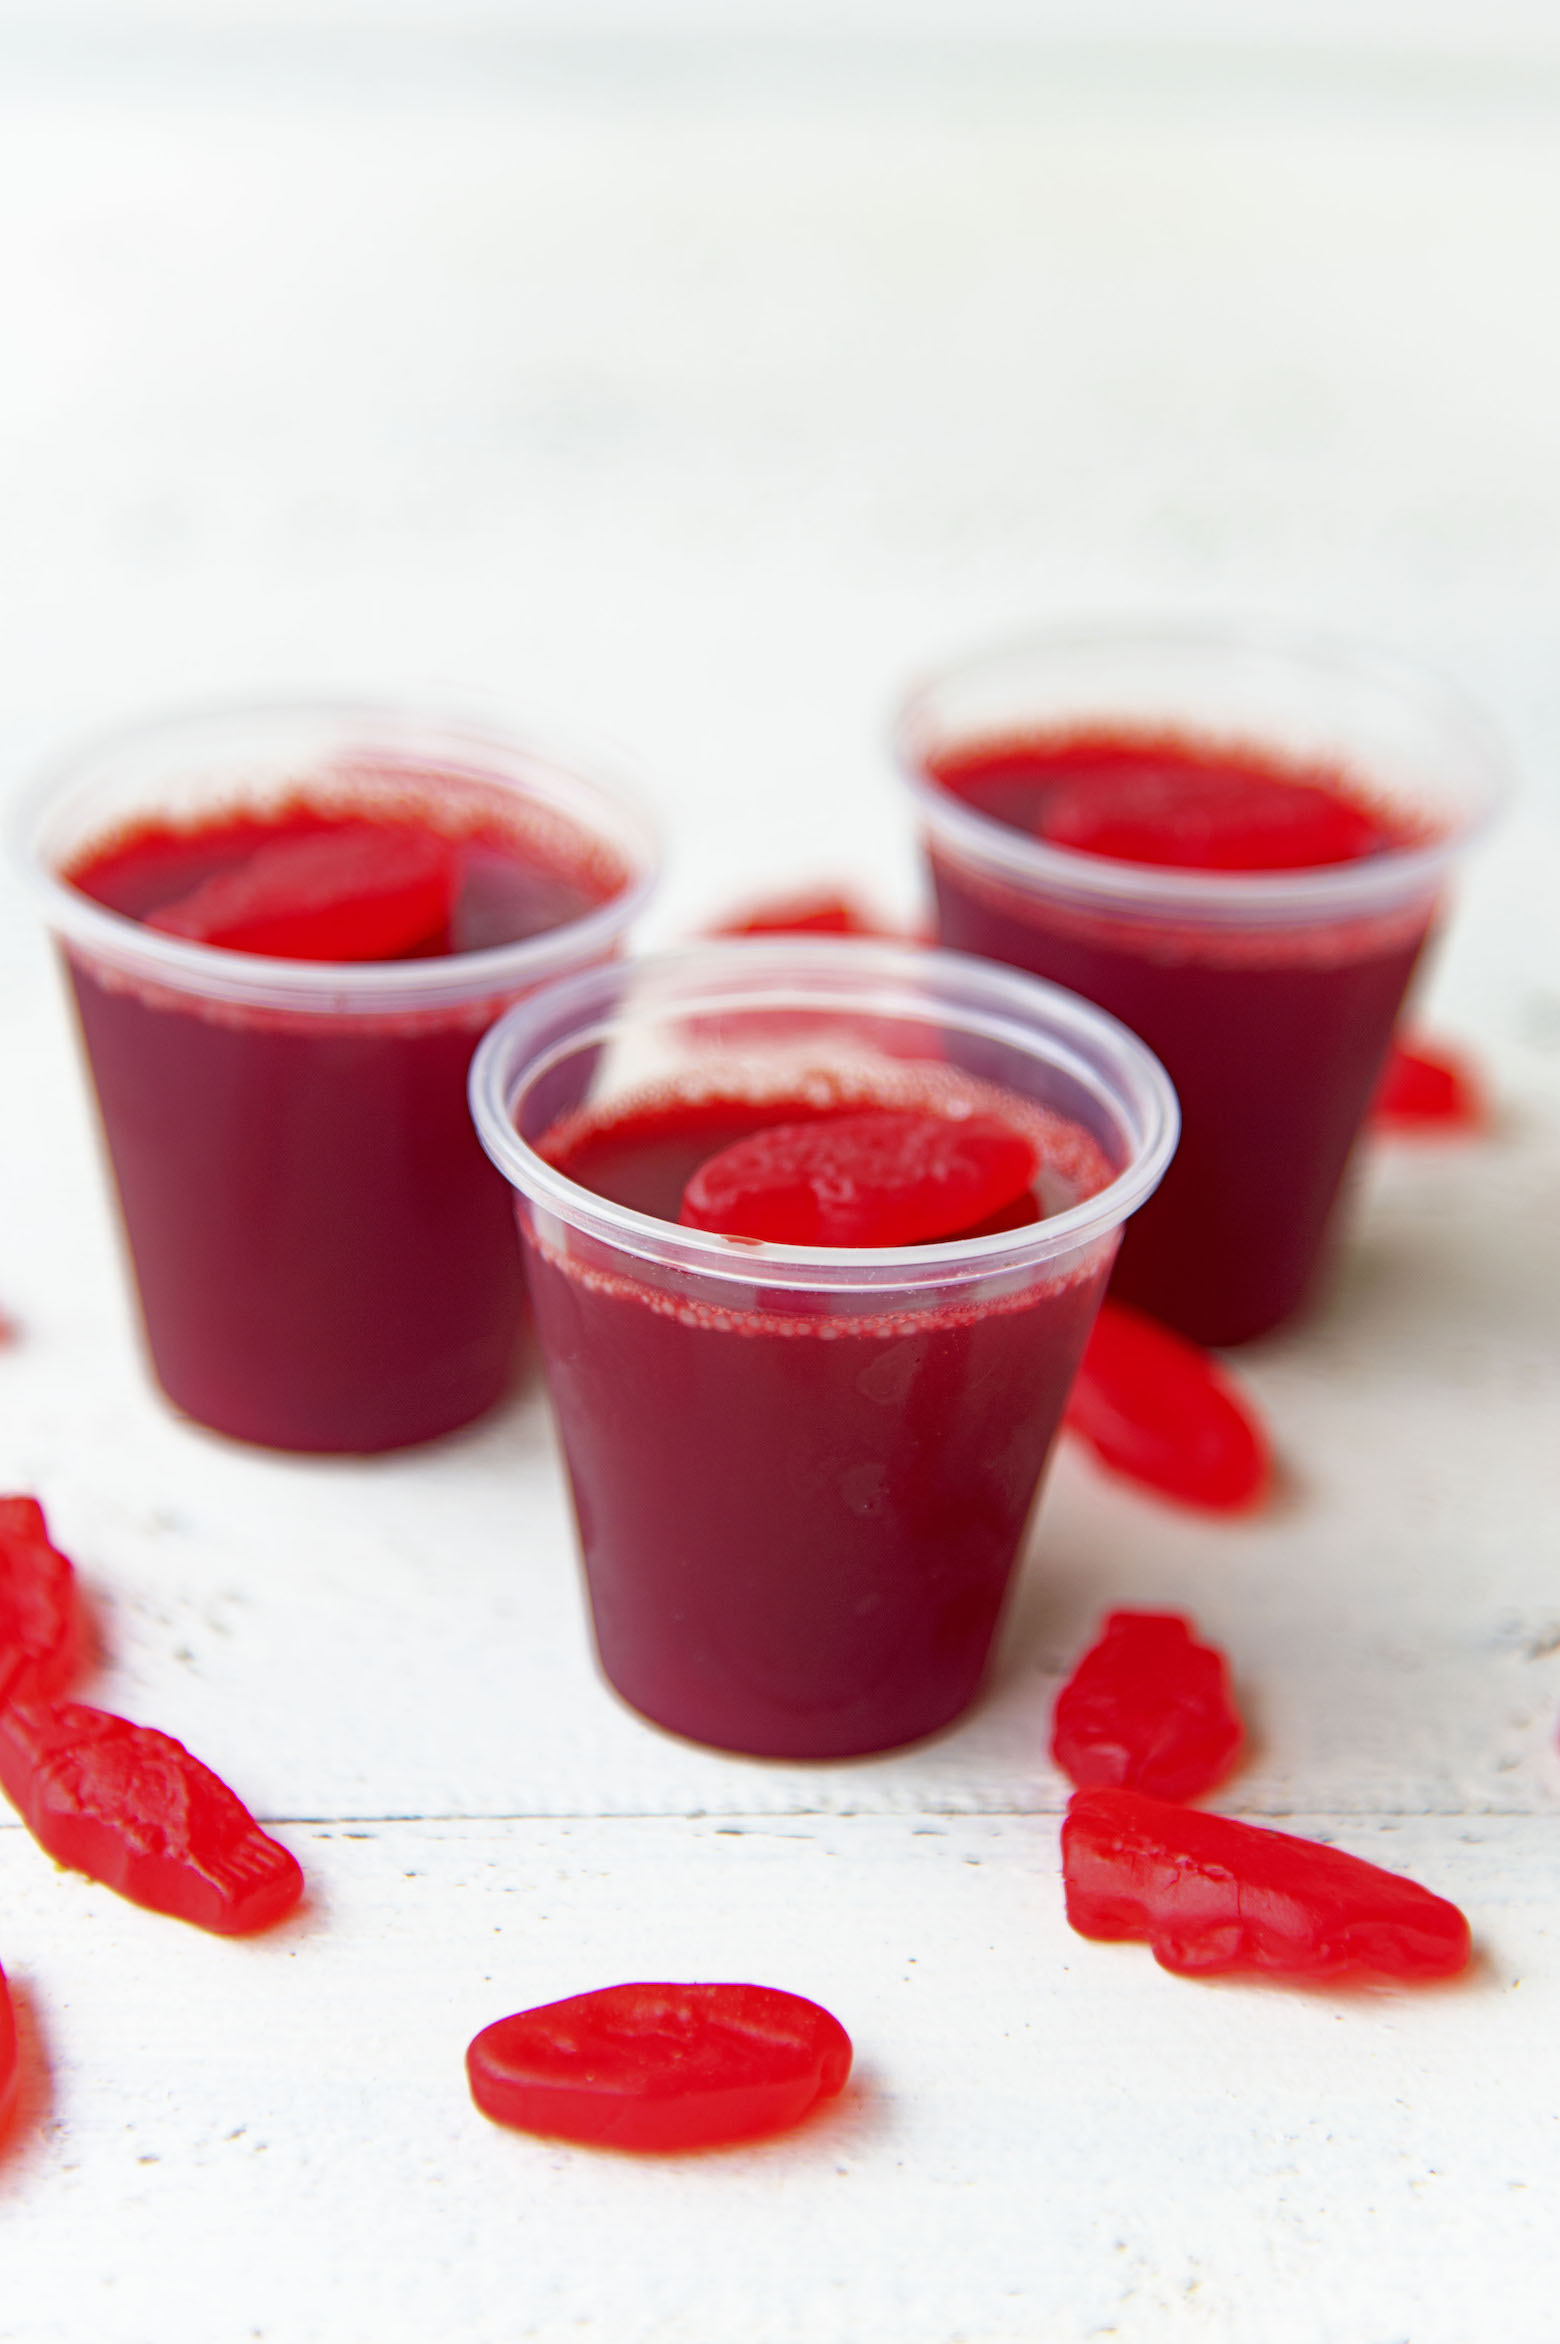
[1051,1611,1243,1801]
[527,1074,1116,1757]
[927,731,1432,1345]
[63,799,626,1451]
[1062,1786,1472,1983]
[467,1981,852,2151]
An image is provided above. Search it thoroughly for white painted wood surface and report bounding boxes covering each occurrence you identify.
[2,17,1560,2339]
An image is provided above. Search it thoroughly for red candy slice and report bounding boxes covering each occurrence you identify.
[0,1497,84,1710]
[0,1963,16,2138]
[1062,1788,1471,1982]
[144,822,459,962]
[1051,1612,1243,1802]
[1371,1037,1486,1134]
[0,1701,303,1936]
[1037,760,1388,871]
[467,1981,852,2151]
[680,1110,1037,1247]
[1064,1301,1269,1512]
[710,887,894,938]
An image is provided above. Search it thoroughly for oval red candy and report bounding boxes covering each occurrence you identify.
[467,1981,853,2151]
[680,1110,1037,1247]
[1064,1301,1269,1512]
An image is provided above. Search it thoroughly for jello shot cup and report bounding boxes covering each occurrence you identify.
[470,938,1176,1759]
[15,700,657,1452]
[896,625,1507,1346]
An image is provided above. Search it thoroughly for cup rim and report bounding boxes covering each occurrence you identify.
[9,694,661,1016]
[893,617,1511,930]
[468,935,1179,1295]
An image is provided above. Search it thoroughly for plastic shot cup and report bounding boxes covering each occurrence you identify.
[16,700,658,1452]
[896,624,1508,1346]
[470,937,1176,1759]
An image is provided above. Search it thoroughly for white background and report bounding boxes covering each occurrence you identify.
[2,10,1560,2341]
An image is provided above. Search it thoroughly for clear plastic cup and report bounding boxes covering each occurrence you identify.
[14,699,658,1452]
[896,623,1508,1345]
[470,937,1176,1758]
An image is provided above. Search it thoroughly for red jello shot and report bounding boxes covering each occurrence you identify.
[16,702,657,1451]
[896,626,1505,1344]
[470,938,1176,1758]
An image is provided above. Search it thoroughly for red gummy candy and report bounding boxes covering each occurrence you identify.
[0,1497,83,1710]
[710,887,895,939]
[1371,1037,1486,1134]
[1052,1611,1243,1802]
[1062,1787,1471,1982]
[144,822,459,962]
[681,1110,1037,1247]
[1037,760,1387,872]
[0,1701,303,1936]
[1064,1301,1268,1512]
[467,1981,852,2152]
[0,1962,16,2137]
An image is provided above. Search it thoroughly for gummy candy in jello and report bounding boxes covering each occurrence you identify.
[144,821,460,962]
[680,1110,1038,1248]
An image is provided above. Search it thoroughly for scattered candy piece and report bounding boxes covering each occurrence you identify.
[1064,1300,1269,1512]
[1062,1787,1471,1982]
[709,886,896,938]
[0,1963,16,2137]
[694,889,924,1052]
[0,1701,303,1936]
[0,1497,84,1711]
[1036,759,1389,871]
[144,822,459,962]
[1051,1612,1243,1802]
[681,1110,1038,1247]
[1371,1037,1487,1134]
[467,1981,852,2151]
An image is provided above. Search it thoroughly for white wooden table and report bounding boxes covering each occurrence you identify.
[2,13,1560,2338]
